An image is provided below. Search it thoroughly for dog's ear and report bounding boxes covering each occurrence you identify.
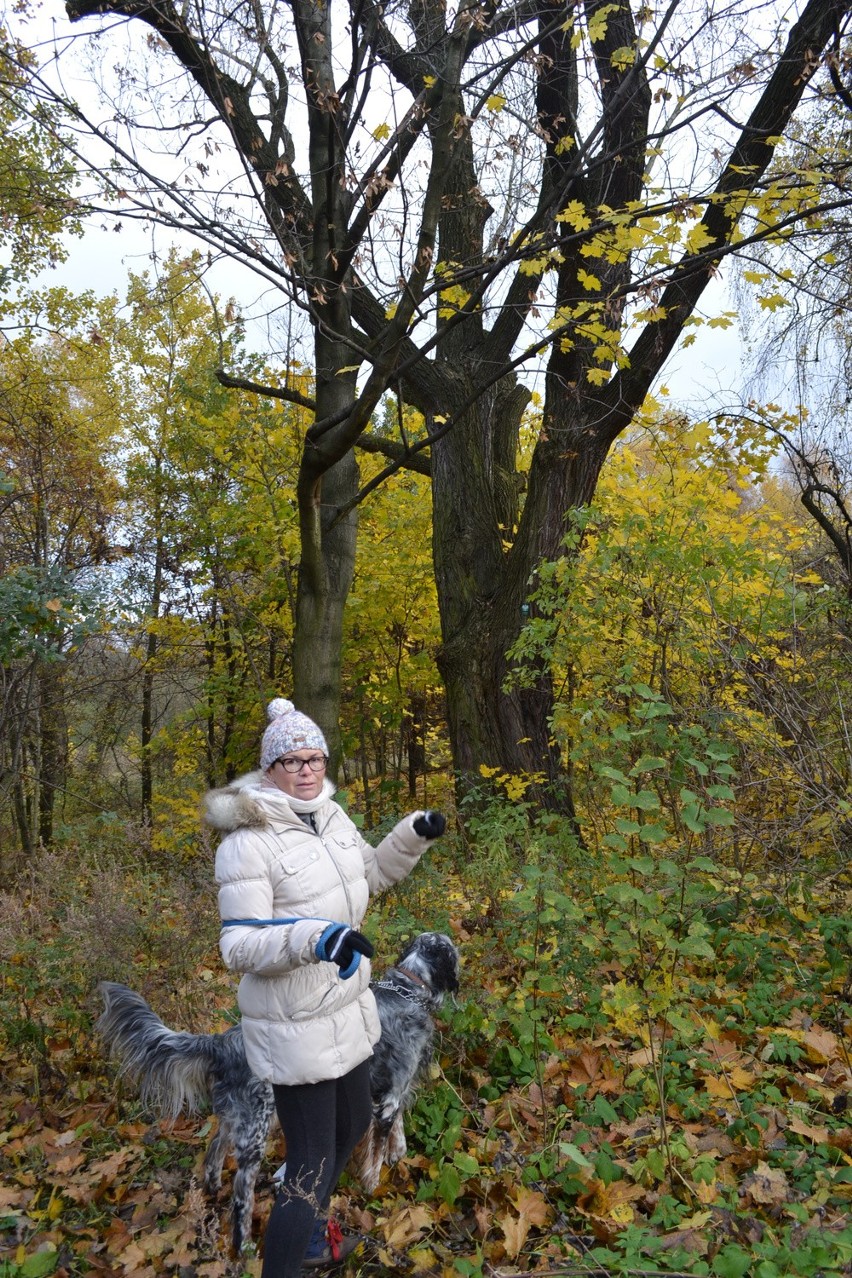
[431,937,460,994]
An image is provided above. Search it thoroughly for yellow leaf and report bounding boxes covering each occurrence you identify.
[44,598,62,612]
[519,255,548,275]
[587,2,619,42]
[577,268,600,291]
[409,1247,438,1271]
[727,1066,756,1090]
[703,1066,755,1096]
[679,1210,713,1230]
[685,223,715,254]
[486,94,506,112]
[557,200,591,231]
[758,292,790,312]
[610,45,635,71]
[372,122,391,141]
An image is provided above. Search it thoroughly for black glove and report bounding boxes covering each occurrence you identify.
[413,810,446,839]
[315,924,374,979]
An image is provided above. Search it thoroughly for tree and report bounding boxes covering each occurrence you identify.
[35,0,852,803]
[106,252,307,822]
[512,409,850,868]
[0,19,80,294]
[0,291,118,862]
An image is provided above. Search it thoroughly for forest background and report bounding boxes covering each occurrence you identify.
[1,0,851,1275]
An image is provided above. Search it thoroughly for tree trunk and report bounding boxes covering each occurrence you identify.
[405,691,426,800]
[37,661,67,846]
[141,529,164,825]
[292,453,358,777]
[431,375,573,807]
[293,322,360,775]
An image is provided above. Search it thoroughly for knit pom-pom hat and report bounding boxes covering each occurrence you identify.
[260,697,329,771]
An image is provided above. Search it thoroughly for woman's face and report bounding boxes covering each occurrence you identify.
[268,750,327,801]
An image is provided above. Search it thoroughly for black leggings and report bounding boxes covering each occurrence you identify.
[261,1059,372,1278]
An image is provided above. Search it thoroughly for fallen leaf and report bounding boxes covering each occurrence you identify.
[788,1113,830,1143]
[383,1204,432,1249]
[703,1066,755,1096]
[511,1186,551,1228]
[742,1160,789,1206]
[803,1027,840,1065]
[500,1211,530,1259]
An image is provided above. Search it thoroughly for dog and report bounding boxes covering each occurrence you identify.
[97,931,459,1252]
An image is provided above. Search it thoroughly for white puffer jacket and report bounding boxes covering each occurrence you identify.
[206,772,432,1085]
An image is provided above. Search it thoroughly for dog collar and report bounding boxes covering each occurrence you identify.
[395,965,430,990]
[372,971,431,1003]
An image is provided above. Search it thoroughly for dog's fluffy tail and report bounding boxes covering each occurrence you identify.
[97,982,242,1120]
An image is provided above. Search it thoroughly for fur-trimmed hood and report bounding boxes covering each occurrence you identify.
[203,771,336,834]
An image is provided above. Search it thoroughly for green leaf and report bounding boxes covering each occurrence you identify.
[20,1252,59,1278]
[559,1142,595,1170]
[705,807,734,826]
[599,766,630,784]
[453,1151,479,1176]
[638,822,669,843]
[689,856,718,872]
[615,817,642,835]
[437,1161,461,1205]
[627,855,655,875]
[713,1245,752,1278]
[631,754,668,774]
[682,804,706,833]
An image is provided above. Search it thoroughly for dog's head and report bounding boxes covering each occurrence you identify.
[395,932,460,1006]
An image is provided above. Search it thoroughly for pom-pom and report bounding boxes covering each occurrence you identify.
[267,697,294,722]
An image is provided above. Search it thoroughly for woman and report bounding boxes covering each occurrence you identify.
[206,697,445,1274]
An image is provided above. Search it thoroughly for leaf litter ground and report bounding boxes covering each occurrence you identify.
[1,878,850,1278]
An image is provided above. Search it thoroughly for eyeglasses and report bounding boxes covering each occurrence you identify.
[276,755,328,773]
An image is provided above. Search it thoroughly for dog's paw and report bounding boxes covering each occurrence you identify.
[387,1114,407,1165]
